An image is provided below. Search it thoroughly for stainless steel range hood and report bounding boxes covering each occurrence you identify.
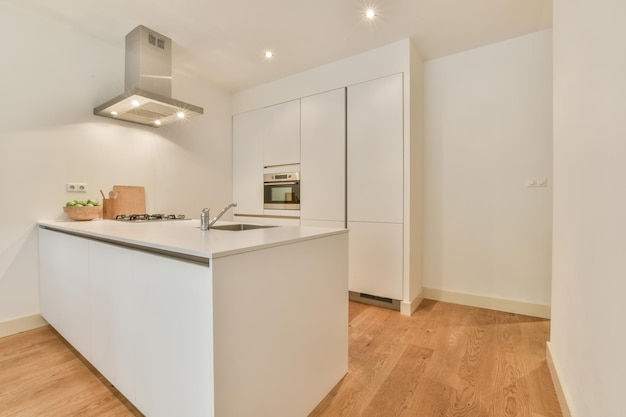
[94,25,203,127]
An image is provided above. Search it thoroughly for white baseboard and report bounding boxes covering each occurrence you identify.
[423,288,551,319]
[400,287,424,316]
[0,314,48,338]
[546,342,573,417]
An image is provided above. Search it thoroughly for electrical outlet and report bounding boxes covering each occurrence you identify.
[66,182,87,193]
[526,178,547,188]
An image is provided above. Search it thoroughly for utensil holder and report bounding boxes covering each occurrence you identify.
[103,198,118,219]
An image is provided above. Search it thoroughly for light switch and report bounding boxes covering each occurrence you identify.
[526,178,547,188]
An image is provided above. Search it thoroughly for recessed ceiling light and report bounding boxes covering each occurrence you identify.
[131,100,140,107]
[265,51,274,59]
[154,120,162,126]
[365,9,376,19]
[177,111,185,119]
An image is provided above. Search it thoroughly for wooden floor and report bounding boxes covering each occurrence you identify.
[0,300,562,417]
[311,300,562,417]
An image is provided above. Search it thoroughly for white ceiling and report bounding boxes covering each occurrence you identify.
[21,0,552,92]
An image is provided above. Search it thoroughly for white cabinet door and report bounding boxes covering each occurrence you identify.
[300,88,346,224]
[347,73,404,223]
[264,99,300,167]
[347,74,404,300]
[40,229,214,417]
[348,221,403,299]
[233,109,264,215]
[133,251,214,417]
[39,228,90,355]
[88,240,136,401]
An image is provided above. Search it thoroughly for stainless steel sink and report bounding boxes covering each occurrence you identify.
[210,224,277,231]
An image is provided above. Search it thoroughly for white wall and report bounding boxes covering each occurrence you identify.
[233,39,411,113]
[550,1,626,416]
[423,30,553,315]
[0,2,233,329]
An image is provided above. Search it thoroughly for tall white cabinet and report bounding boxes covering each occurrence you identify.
[233,108,264,216]
[300,88,346,228]
[347,73,404,300]
[263,100,300,167]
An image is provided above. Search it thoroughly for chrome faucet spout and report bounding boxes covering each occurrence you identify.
[201,203,237,230]
[200,207,211,231]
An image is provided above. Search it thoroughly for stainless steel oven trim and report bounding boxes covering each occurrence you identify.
[263,203,300,210]
[263,172,300,183]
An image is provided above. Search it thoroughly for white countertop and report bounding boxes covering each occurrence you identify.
[38,219,347,260]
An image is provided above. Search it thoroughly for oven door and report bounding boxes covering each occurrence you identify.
[264,181,300,210]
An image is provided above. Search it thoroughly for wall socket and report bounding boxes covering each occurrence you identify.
[66,182,87,193]
[526,178,547,188]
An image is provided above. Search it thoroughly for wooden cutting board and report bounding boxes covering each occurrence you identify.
[112,185,146,215]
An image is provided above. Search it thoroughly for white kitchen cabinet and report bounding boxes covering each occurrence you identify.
[347,221,403,299]
[300,219,345,229]
[263,99,300,167]
[347,73,403,223]
[39,225,347,417]
[233,108,264,215]
[39,228,90,355]
[300,88,346,224]
[347,73,404,300]
[40,229,214,417]
[89,240,136,401]
[133,251,213,417]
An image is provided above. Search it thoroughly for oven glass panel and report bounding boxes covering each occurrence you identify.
[271,186,296,203]
[264,182,300,209]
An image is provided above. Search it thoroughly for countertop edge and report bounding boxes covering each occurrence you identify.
[37,220,348,260]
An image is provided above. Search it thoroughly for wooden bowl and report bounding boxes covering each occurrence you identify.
[63,205,103,221]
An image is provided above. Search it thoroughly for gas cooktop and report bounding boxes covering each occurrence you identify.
[114,214,186,222]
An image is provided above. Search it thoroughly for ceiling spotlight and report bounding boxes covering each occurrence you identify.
[177,111,185,119]
[154,120,162,126]
[365,9,376,19]
[265,51,274,59]
[131,100,140,107]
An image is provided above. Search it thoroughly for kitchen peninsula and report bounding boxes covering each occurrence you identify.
[37,219,348,417]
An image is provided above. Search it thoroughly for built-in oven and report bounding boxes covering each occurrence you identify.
[264,172,300,210]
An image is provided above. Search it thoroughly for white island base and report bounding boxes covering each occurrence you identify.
[38,223,348,417]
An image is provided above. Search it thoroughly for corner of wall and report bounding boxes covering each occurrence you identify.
[0,314,48,339]
[405,38,425,307]
[546,342,574,417]
[400,287,424,316]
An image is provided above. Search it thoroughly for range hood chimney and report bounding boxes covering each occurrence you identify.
[94,25,203,127]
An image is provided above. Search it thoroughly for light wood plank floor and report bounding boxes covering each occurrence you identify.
[311,300,562,417]
[0,300,561,417]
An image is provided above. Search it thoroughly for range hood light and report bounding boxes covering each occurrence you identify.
[94,88,203,127]
[94,26,204,128]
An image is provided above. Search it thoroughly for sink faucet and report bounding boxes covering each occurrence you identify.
[200,203,237,230]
